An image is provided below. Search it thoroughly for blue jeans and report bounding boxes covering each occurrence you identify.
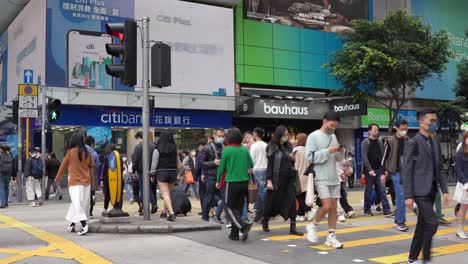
[0,177,10,206]
[392,173,406,225]
[364,169,391,214]
[139,173,156,206]
[253,170,267,212]
[124,183,134,201]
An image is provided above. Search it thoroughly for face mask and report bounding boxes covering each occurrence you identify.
[215,137,224,144]
[427,123,438,134]
[281,136,289,143]
[325,127,335,135]
[122,157,127,162]
[398,130,408,137]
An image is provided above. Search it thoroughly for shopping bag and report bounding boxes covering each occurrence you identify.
[248,172,258,204]
[184,170,195,184]
[305,172,315,207]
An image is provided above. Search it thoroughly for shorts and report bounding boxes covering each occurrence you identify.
[156,170,177,184]
[316,184,341,199]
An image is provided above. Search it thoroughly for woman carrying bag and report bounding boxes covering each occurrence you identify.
[453,131,468,240]
[216,127,254,241]
[262,125,304,236]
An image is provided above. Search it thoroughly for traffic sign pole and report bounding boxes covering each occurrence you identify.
[41,86,47,201]
[17,115,23,203]
[142,16,151,221]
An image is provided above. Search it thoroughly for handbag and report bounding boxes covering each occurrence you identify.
[293,169,302,196]
[305,169,315,207]
[184,169,195,184]
[248,170,259,204]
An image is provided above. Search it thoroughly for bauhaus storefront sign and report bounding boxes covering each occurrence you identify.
[53,105,232,128]
[238,99,328,120]
[330,99,367,117]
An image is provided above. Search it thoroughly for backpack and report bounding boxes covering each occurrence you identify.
[0,153,13,176]
[31,158,43,178]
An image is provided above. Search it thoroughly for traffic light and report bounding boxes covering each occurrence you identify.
[47,99,61,123]
[151,43,171,88]
[12,100,18,125]
[105,20,137,86]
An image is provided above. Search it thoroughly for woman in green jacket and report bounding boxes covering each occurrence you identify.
[216,127,254,241]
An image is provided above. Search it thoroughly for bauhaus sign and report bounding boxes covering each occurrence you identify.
[330,99,367,117]
[238,99,328,120]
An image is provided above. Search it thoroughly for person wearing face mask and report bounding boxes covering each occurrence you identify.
[382,119,410,232]
[361,123,393,218]
[453,131,468,240]
[304,112,345,248]
[262,125,304,236]
[197,128,225,222]
[24,148,44,207]
[401,109,449,264]
[183,149,199,199]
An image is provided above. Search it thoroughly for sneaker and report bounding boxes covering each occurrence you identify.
[226,223,232,228]
[59,196,63,200]
[167,214,176,222]
[67,224,76,233]
[338,214,346,222]
[296,216,305,222]
[364,210,373,216]
[397,224,409,232]
[376,206,382,212]
[306,208,317,221]
[438,217,450,225]
[306,223,318,243]
[160,212,168,219]
[346,211,355,218]
[456,230,468,240]
[241,223,253,241]
[407,259,420,264]
[215,216,224,224]
[384,211,394,218]
[324,234,343,249]
[77,225,89,236]
[50,193,57,198]
[30,202,36,207]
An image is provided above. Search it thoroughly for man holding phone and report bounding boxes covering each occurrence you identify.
[361,124,393,217]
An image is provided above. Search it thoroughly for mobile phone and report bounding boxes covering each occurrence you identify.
[338,145,344,148]
[67,30,113,90]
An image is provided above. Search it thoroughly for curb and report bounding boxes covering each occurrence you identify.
[89,222,222,234]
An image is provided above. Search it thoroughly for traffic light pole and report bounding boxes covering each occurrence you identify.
[142,16,151,221]
[41,86,47,200]
[17,111,23,203]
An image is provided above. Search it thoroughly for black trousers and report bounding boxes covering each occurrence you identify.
[202,179,216,220]
[296,192,311,216]
[409,194,438,262]
[90,190,95,215]
[131,176,141,204]
[226,181,249,237]
[45,178,55,199]
[103,176,110,210]
[348,170,355,188]
[339,182,354,213]
[199,180,206,209]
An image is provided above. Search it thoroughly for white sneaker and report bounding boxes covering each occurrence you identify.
[338,214,346,222]
[325,234,343,249]
[77,224,89,236]
[456,230,468,240]
[296,216,305,222]
[49,193,57,198]
[346,211,355,218]
[67,224,75,233]
[30,202,36,207]
[306,223,318,243]
[325,213,328,219]
[307,209,317,222]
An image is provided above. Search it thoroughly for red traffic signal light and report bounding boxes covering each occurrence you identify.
[105,20,137,86]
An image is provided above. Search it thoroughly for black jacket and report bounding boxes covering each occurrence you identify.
[132,142,156,175]
[46,158,61,179]
[401,133,449,199]
[195,142,223,181]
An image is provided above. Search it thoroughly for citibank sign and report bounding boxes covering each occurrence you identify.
[100,111,142,125]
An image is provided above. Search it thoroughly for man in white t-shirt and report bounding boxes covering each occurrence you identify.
[250,127,268,222]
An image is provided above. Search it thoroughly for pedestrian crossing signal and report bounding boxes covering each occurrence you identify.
[47,99,61,123]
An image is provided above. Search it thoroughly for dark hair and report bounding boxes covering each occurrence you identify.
[323,111,341,122]
[158,130,177,154]
[49,153,56,159]
[68,133,89,161]
[213,128,224,136]
[418,109,437,121]
[226,127,243,144]
[267,125,290,156]
[253,127,265,138]
[396,119,408,128]
[368,123,380,131]
[135,131,143,139]
[197,138,207,147]
[85,136,95,146]
[244,131,253,137]
[104,143,115,155]
[182,149,190,156]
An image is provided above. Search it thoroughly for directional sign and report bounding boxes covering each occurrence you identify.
[23,69,34,84]
[18,84,39,113]
[19,95,38,109]
[19,109,38,118]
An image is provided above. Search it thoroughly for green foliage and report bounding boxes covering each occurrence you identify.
[435,102,468,131]
[326,9,452,99]
[454,59,468,109]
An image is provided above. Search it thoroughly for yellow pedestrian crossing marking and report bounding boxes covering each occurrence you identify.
[0,214,111,264]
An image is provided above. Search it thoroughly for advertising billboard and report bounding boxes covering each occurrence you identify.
[0,31,7,105]
[361,107,419,129]
[243,0,369,33]
[7,0,47,102]
[136,0,235,96]
[46,0,135,91]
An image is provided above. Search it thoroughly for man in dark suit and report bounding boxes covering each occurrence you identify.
[401,109,450,264]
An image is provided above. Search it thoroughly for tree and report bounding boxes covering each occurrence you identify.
[454,28,468,109]
[325,9,452,132]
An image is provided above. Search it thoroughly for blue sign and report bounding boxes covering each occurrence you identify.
[23,69,34,84]
[54,105,232,129]
[108,151,117,172]
[395,109,418,128]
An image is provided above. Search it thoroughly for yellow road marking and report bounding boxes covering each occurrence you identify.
[0,214,111,264]
[369,243,468,264]
[311,226,468,251]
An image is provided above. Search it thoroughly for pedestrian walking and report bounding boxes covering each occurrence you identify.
[150,130,180,222]
[122,156,134,202]
[305,111,345,249]
[24,148,44,207]
[347,152,355,188]
[292,133,314,222]
[453,131,468,240]
[216,127,253,241]
[54,133,95,236]
[85,136,100,218]
[401,109,450,264]
[361,124,393,217]
[45,153,62,200]
[250,127,268,222]
[262,125,303,236]
[338,158,355,220]
[382,119,410,232]
[0,145,14,208]
[194,138,207,215]
[182,149,199,199]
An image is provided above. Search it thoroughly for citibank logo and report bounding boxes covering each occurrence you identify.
[263,103,309,116]
[100,111,142,125]
[334,103,360,112]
